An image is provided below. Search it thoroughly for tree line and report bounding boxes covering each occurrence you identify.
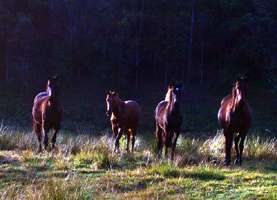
[0,0,276,91]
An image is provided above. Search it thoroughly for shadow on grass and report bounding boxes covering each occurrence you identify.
[182,170,225,181]
[242,160,277,173]
[77,169,106,178]
[150,164,225,181]
[0,167,29,186]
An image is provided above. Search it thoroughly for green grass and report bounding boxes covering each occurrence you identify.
[0,127,277,199]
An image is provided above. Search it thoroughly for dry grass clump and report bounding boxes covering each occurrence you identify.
[2,178,93,200]
[176,130,277,166]
[244,136,277,160]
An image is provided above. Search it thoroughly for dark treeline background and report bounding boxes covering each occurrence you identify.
[0,0,276,133]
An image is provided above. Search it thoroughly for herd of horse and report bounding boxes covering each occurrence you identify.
[32,76,251,166]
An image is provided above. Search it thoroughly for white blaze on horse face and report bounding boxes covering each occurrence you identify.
[47,87,52,97]
[165,89,176,102]
[172,92,177,103]
[165,91,170,101]
[236,89,242,102]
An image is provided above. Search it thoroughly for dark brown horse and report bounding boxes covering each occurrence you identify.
[106,91,141,153]
[155,83,183,161]
[218,77,252,166]
[32,76,63,152]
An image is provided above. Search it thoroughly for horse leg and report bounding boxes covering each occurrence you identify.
[238,134,247,165]
[164,129,172,160]
[33,122,42,153]
[171,132,179,161]
[224,130,233,166]
[234,135,241,165]
[112,124,118,139]
[126,131,130,153]
[114,128,123,153]
[42,123,50,151]
[165,146,168,160]
[155,124,163,159]
[131,128,137,153]
[51,128,59,150]
[37,133,43,153]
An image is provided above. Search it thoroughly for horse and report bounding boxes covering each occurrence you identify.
[33,85,51,104]
[218,77,252,166]
[155,83,183,161]
[32,76,63,152]
[106,91,141,153]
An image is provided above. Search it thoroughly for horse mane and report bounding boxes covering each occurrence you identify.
[165,89,171,102]
[47,87,52,97]
[110,92,124,116]
[231,83,243,112]
[165,88,175,112]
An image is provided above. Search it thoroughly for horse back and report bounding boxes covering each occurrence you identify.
[32,95,63,126]
[218,95,252,131]
[155,101,167,125]
[34,92,48,104]
[155,100,182,129]
[124,100,141,125]
[32,95,49,124]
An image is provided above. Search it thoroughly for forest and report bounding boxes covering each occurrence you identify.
[0,0,277,89]
[0,0,276,131]
[0,1,277,199]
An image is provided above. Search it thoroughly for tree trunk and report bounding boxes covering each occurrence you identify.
[0,39,6,81]
[185,0,196,83]
[135,0,144,91]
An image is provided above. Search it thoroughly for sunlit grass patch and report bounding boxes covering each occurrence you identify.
[149,163,181,178]
[73,148,116,170]
[244,136,277,160]
[0,125,36,151]
[0,125,277,200]
[2,178,94,200]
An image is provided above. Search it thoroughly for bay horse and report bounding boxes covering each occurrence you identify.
[155,83,183,161]
[32,76,63,152]
[218,77,252,166]
[106,91,141,153]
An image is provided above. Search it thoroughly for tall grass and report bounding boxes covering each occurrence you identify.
[0,124,36,150]
[0,124,277,166]
[176,131,277,165]
[2,178,93,200]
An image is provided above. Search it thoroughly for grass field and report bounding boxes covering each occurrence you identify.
[0,126,277,200]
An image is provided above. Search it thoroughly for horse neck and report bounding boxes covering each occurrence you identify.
[49,94,61,106]
[166,91,177,113]
[231,90,245,113]
[112,98,124,117]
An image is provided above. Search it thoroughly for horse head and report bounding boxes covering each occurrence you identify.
[232,76,247,112]
[106,90,120,117]
[165,82,183,103]
[47,75,61,98]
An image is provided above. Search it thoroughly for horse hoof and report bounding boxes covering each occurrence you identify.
[234,159,242,166]
[114,149,120,154]
[223,160,231,166]
[37,148,43,154]
[52,146,58,154]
